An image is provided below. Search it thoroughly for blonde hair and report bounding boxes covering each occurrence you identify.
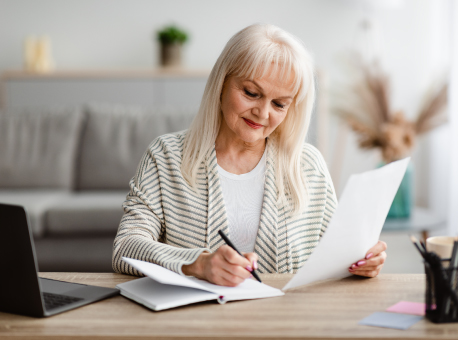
[182,23,315,215]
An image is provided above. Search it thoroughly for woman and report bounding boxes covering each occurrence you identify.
[112,24,387,286]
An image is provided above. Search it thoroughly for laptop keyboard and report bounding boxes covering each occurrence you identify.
[43,292,83,310]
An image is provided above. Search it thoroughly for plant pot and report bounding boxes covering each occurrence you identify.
[380,161,414,219]
[160,42,182,67]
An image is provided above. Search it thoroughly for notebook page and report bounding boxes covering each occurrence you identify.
[188,276,284,302]
[122,257,284,301]
[117,277,218,311]
[122,257,210,291]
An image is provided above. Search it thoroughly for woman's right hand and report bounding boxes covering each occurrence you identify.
[182,245,258,287]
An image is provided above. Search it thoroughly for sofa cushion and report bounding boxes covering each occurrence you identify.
[77,104,196,190]
[0,190,70,237]
[45,191,127,235]
[0,107,85,189]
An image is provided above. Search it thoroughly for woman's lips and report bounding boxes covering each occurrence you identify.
[243,118,263,129]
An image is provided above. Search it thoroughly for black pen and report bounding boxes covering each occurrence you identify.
[218,230,262,283]
[419,239,427,253]
[409,235,426,259]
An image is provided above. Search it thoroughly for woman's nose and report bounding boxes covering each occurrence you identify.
[252,100,270,119]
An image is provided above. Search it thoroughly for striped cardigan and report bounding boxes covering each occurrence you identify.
[112,131,337,276]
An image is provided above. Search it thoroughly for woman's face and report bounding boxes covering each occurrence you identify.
[219,68,296,145]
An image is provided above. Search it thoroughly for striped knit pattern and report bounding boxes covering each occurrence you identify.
[112,130,337,276]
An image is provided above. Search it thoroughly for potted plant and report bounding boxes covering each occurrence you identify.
[157,25,188,67]
[333,53,448,218]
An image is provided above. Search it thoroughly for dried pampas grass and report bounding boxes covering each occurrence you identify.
[333,53,448,163]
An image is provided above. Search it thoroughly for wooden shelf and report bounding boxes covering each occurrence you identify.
[0,68,210,109]
[1,68,211,80]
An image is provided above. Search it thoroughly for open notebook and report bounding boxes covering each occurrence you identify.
[116,257,284,311]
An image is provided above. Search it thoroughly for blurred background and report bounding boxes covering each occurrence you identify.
[0,0,457,274]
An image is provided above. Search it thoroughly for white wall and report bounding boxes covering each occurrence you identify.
[448,0,458,235]
[0,0,451,209]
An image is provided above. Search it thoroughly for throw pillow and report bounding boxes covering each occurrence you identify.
[77,103,196,190]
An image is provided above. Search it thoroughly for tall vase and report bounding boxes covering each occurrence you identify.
[386,161,414,219]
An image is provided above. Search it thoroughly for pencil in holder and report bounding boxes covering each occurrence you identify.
[424,258,458,323]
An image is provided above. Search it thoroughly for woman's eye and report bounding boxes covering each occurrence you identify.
[244,89,257,97]
[274,102,285,109]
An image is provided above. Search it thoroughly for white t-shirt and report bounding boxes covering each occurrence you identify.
[217,150,266,253]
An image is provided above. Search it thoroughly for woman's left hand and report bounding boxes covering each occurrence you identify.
[348,240,387,278]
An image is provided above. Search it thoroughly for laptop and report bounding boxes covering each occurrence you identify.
[0,203,119,317]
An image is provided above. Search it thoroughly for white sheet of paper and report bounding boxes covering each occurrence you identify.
[282,158,410,291]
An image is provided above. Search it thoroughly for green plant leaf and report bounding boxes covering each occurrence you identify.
[157,25,188,44]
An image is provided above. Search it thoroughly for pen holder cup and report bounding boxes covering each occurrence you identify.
[424,260,458,323]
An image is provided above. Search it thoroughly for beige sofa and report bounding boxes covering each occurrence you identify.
[0,104,195,272]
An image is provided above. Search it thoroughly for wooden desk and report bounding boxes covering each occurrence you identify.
[0,273,457,339]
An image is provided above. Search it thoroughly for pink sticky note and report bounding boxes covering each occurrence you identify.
[386,301,426,316]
